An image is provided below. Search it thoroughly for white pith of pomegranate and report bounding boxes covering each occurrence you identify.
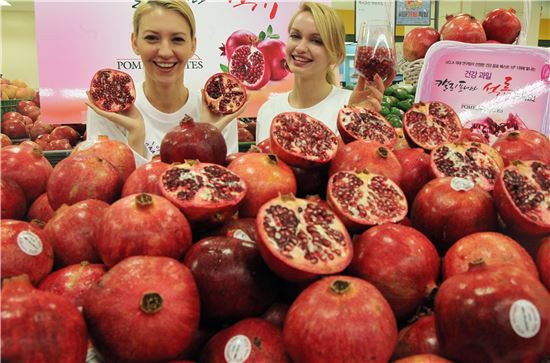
[256,194,352,282]
[430,142,502,191]
[203,73,247,115]
[403,101,462,150]
[159,160,247,223]
[337,105,397,147]
[270,112,339,169]
[327,170,408,231]
[229,45,271,90]
[89,68,136,113]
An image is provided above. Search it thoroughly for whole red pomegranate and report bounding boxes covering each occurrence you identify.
[440,13,487,43]
[492,130,550,166]
[1,219,54,285]
[262,302,290,329]
[97,193,192,267]
[394,148,432,204]
[47,138,72,151]
[1,118,28,139]
[2,111,23,122]
[229,45,271,90]
[258,39,289,81]
[1,132,12,147]
[393,314,442,359]
[203,73,247,114]
[26,193,55,223]
[89,68,135,112]
[403,27,440,61]
[122,158,170,197]
[160,115,227,165]
[284,275,397,363]
[256,138,272,153]
[1,275,88,363]
[49,125,80,146]
[483,8,521,44]
[435,263,550,363]
[221,29,259,60]
[205,217,257,242]
[537,236,550,290]
[337,105,397,147]
[394,354,452,363]
[1,177,26,220]
[16,100,36,114]
[83,256,200,363]
[29,121,53,140]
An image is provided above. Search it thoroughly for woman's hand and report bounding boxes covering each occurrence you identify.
[200,91,249,131]
[348,73,388,111]
[85,91,146,156]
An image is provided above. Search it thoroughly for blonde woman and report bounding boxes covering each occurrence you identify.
[256,1,391,142]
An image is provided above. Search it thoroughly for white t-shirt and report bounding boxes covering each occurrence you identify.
[86,82,238,165]
[256,86,352,142]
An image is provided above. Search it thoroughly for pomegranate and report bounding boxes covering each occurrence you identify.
[1,219,54,285]
[238,127,254,142]
[1,118,27,139]
[227,153,297,217]
[461,126,489,144]
[16,100,36,113]
[483,8,522,44]
[229,45,271,90]
[393,314,442,359]
[46,154,122,210]
[97,193,192,267]
[393,127,413,150]
[394,355,452,363]
[22,105,40,122]
[34,134,51,150]
[255,194,352,282]
[402,101,462,150]
[537,236,550,290]
[159,160,247,223]
[26,192,55,223]
[493,130,550,166]
[403,27,441,61]
[466,113,528,143]
[1,132,12,147]
[256,138,272,153]
[394,148,433,204]
[435,263,550,363]
[44,199,109,267]
[50,125,80,146]
[1,275,88,363]
[183,236,280,324]
[440,13,487,43]
[262,302,290,329]
[47,138,72,151]
[89,68,136,112]
[291,165,329,198]
[83,256,200,363]
[327,170,408,231]
[493,160,550,237]
[1,177,27,220]
[283,275,398,363]
[2,111,23,122]
[221,29,259,60]
[201,318,289,363]
[430,142,502,191]
[258,39,289,81]
[160,115,227,165]
[38,262,107,307]
[411,177,497,253]
[203,72,247,114]
[206,217,257,242]
[122,158,170,197]
[355,45,396,82]
[337,105,397,147]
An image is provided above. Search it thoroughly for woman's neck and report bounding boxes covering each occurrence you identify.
[143,80,189,113]
[289,75,333,109]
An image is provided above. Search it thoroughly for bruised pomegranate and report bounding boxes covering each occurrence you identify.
[203,73,247,114]
[160,115,227,165]
[83,256,200,363]
[270,112,338,168]
[403,27,440,61]
[493,160,550,237]
[537,236,550,290]
[492,130,550,166]
[229,45,271,90]
[89,68,136,112]
[284,275,397,363]
[26,193,55,223]
[483,8,521,44]
[255,194,352,282]
[221,29,259,60]
[403,101,462,151]
[1,177,26,220]
[1,275,88,363]
[435,263,550,363]
[122,158,170,197]
[355,45,396,82]
[258,39,289,81]
[337,105,397,147]
[97,193,192,267]
[327,170,407,231]
[393,314,442,359]
[394,148,433,204]
[440,13,487,43]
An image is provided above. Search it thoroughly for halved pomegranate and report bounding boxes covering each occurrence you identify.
[203,73,247,115]
[403,101,462,150]
[229,45,271,90]
[270,112,339,169]
[255,194,352,282]
[159,160,247,223]
[337,105,397,147]
[89,68,135,113]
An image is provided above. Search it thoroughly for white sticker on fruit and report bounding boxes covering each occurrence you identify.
[17,231,43,256]
[509,299,541,338]
[232,229,253,242]
[450,177,475,192]
[224,334,251,363]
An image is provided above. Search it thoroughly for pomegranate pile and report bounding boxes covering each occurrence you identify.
[2,100,550,363]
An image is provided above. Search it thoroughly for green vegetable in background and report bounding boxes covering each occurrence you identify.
[390,107,404,117]
[383,96,399,107]
[386,115,402,128]
[397,100,413,112]
[380,105,390,116]
[394,88,411,101]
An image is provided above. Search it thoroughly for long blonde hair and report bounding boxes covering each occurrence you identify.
[133,0,196,37]
[288,2,346,85]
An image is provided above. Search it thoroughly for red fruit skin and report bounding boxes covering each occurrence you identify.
[349,224,440,321]
[1,219,54,285]
[1,177,27,220]
[223,29,259,60]
[29,121,54,140]
[38,262,107,307]
[440,13,487,43]
[97,193,193,267]
[83,256,200,363]
[492,130,550,167]
[262,302,290,329]
[435,264,550,363]
[238,127,254,142]
[482,8,522,44]
[47,138,72,151]
[256,138,272,153]
[403,27,440,61]
[122,158,170,197]
[204,217,257,242]
[1,133,12,147]
[258,39,289,81]
[2,111,23,122]
[1,118,28,139]
[393,354,452,363]
[44,199,109,267]
[50,125,80,146]
[283,275,398,363]
[443,232,539,280]
[394,148,433,204]
[461,127,489,144]
[537,236,550,290]
[411,177,498,253]
[26,192,55,223]
[16,100,36,114]
[393,315,443,360]
[1,275,88,363]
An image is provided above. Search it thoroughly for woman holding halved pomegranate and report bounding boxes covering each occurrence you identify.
[256,2,392,142]
[85,0,246,164]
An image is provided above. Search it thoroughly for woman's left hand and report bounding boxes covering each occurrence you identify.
[348,73,386,111]
[200,92,249,131]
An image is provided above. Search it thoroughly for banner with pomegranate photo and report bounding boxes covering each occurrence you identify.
[35,0,329,124]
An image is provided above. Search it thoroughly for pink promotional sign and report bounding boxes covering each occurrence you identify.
[416,41,550,141]
[34,0,326,124]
